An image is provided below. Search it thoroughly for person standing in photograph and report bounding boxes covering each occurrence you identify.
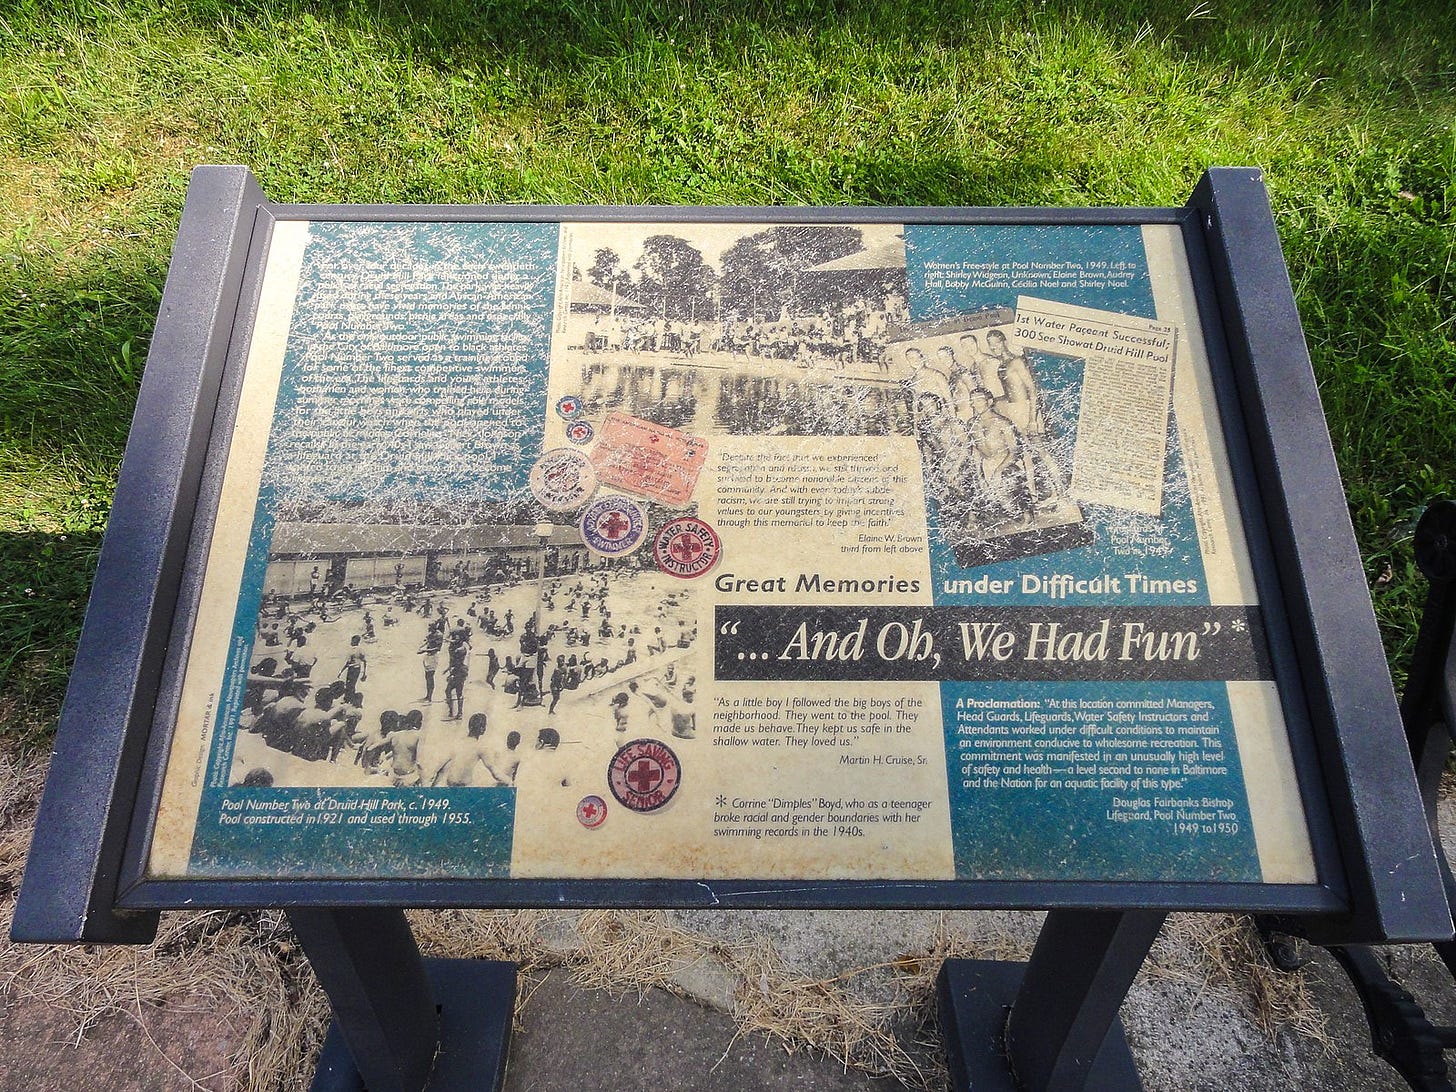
[628,677,670,733]
[670,674,697,740]
[444,635,470,720]
[965,387,1033,527]
[986,327,1066,509]
[913,391,969,503]
[958,332,998,394]
[339,635,368,705]
[609,691,630,734]
[493,730,523,786]
[430,713,503,787]
[902,346,953,431]
[535,634,550,692]
[548,655,568,714]
[936,345,965,395]
[385,713,425,786]
[419,624,443,703]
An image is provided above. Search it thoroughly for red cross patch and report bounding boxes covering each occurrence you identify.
[607,740,682,813]
[576,795,608,829]
[652,517,721,579]
[580,495,647,557]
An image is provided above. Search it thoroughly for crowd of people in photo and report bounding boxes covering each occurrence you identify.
[237,557,700,790]
[906,327,1070,534]
[572,297,914,438]
[578,293,908,374]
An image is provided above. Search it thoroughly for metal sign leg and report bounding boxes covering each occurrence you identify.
[289,908,516,1092]
[939,909,1166,1092]
[290,908,440,1092]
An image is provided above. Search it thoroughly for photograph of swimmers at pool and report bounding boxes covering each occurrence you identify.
[234,515,702,793]
[558,222,914,437]
[892,315,1093,566]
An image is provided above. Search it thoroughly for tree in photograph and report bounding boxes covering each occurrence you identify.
[719,225,864,320]
[633,234,718,320]
[587,247,632,293]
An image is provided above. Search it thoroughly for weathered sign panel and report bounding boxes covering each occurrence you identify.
[147,217,1316,886]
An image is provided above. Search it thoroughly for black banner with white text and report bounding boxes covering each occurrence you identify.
[714,606,1271,682]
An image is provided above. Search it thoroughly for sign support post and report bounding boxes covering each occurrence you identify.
[291,907,516,1092]
[940,909,1165,1092]
[288,908,438,1092]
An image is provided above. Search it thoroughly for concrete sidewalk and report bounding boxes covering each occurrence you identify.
[505,969,909,1091]
[498,909,1451,1092]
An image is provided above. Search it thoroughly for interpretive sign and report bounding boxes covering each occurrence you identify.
[145,215,1317,887]
[16,169,1448,1092]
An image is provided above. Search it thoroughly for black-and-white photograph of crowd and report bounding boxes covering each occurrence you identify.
[233,507,702,792]
[559,223,914,436]
[892,310,1094,567]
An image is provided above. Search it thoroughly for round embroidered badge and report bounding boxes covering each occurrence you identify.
[580,495,648,558]
[652,517,721,578]
[607,739,682,813]
[529,448,597,511]
[577,795,608,829]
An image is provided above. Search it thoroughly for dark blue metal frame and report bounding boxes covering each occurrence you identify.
[1257,501,1456,1092]
[1188,168,1448,944]
[12,166,1447,949]
[11,166,265,943]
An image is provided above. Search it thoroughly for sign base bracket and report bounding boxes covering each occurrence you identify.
[291,909,515,1092]
[938,908,1163,1091]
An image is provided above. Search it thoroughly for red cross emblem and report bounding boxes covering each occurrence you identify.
[627,759,663,794]
[576,795,607,828]
[581,496,646,557]
[670,535,704,563]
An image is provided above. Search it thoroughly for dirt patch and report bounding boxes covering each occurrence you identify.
[0,989,243,1092]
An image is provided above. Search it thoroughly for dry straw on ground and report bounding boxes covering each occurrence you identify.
[1150,913,1333,1048]
[0,747,327,1092]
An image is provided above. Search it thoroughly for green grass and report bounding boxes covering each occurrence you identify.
[1,0,1453,734]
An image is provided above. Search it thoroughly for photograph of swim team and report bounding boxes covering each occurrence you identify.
[236,223,1077,791]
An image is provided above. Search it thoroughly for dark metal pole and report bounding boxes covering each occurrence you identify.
[1003,909,1166,1092]
[1406,502,1456,979]
[288,908,440,1092]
